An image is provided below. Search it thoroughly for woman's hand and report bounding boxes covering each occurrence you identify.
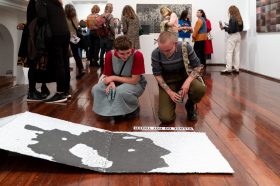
[17,23,25,30]
[105,82,116,95]
[103,76,115,84]
[219,21,224,30]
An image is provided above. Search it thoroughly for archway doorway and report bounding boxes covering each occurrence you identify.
[0,24,14,76]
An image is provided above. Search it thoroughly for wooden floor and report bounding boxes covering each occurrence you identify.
[0,65,280,186]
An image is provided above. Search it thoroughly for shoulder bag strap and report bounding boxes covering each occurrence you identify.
[118,50,137,76]
[181,41,190,75]
[70,19,78,31]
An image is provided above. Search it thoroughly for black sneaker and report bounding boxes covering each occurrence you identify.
[185,99,198,121]
[232,69,239,74]
[64,92,72,99]
[27,90,44,102]
[44,93,67,103]
[41,85,50,98]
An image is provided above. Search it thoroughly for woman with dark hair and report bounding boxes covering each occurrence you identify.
[92,35,147,117]
[220,5,243,74]
[65,4,85,79]
[178,9,192,42]
[192,9,207,70]
[121,5,141,49]
[201,10,213,60]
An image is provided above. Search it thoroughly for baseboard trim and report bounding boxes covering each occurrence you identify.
[206,63,224,66]
[240,69,280,83]
[206,64,280,83]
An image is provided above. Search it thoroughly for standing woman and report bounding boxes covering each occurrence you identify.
[159,7,179,34]
[202,11,213,60]
[17,0,50,101]
[87,5,101,67]
[220,5,243,74]
[121,5,141,49]
[192,9,208,69]
[65,4,85,79]
[178,9,192,42]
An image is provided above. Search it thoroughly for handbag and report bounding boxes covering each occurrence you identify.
[70,19,86,48]
[207,32,213,40]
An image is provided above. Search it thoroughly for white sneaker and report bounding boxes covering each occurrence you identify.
[220,69,232,74]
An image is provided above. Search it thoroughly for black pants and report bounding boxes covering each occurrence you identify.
[27,59,37,92]
[27,59,48,92]
[89,30,100,64]
[49,34,70,93]
[70,42,84,71]
[99,37,113,68]
[194,41,206,66]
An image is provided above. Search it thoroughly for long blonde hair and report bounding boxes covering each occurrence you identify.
[160,7,172,17]
[229,5,243,25]
[122,5,137,19]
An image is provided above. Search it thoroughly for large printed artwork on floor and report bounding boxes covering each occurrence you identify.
[136,4,192,33]
[256,0,280,32]
[0,112,234,173]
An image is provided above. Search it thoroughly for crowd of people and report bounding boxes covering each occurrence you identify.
[17,1,243,123]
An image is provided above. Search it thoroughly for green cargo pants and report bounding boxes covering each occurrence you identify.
[158,78,206,123]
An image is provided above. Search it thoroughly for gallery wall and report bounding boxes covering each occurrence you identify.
[245,0,280,79]
[73,0,280,79]
[74,0,229,66]
[0,6,26,83]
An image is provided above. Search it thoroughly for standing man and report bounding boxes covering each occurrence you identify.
[152,31,206,123]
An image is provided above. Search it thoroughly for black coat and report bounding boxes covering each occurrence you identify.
[37,0,69,36]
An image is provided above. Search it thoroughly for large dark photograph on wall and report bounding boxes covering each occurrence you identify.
[256,0,280,32]
[136,4,192,33]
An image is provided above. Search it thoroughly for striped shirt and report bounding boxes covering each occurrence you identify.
[151,42,201,76]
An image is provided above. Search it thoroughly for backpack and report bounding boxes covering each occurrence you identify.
[96,15,113,38]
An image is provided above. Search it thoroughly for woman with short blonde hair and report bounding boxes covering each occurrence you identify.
[159,6,178,33]
[91,5,100,14]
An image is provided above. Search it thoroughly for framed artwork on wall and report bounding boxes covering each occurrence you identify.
[136,4,192,33]
[256,0,280,32]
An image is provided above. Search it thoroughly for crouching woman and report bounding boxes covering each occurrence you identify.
[92,35,147,117]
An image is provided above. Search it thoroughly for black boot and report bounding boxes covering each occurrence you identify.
[185,99,198,121]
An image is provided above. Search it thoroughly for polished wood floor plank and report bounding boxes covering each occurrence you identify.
[199,98,280,185]
[0,66,280,185]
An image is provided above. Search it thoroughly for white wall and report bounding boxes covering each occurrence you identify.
[0,6,26,83]
[106,0,249,66]
[243,0,280,79]
[74,0,230,68]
